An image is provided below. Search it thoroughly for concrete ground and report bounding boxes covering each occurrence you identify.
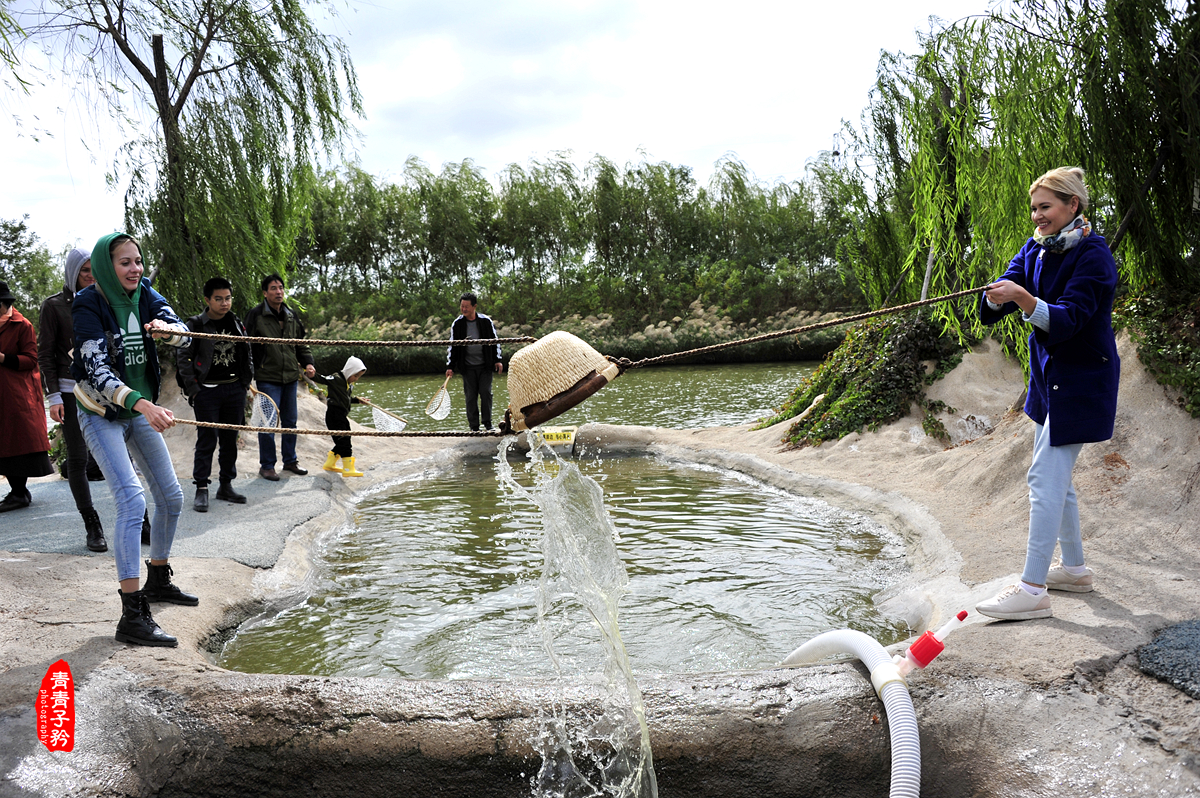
[1,335,1198,797]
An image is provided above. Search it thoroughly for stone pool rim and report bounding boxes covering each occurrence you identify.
[4,329,1200,798]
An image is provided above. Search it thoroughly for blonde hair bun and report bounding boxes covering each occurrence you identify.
[1030,166,1089,212]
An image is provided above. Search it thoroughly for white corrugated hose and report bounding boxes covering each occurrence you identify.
[781,630,921,798]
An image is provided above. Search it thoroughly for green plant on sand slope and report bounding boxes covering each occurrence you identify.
[756,312,972,447]
[1116,292,1200,418]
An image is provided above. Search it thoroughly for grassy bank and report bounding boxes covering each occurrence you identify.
[1114,291,1200,418]
[755,311,971,447]
[752,287,1200,450]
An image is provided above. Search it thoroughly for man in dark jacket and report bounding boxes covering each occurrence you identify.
[38,248,106,550]
[445,292,503,431]
[242,273,316,480]
[177,277,254,511]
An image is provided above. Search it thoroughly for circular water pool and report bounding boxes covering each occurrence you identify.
[346,360,817,432]
[220,453,910,679]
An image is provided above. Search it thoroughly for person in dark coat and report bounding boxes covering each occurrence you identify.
[176,277,254,512]
[445,292,503,431]
[975,166,1120,621]
[38,248,107,550]
[0,281,54,511]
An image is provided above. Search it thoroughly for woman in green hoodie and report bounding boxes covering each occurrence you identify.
[72,233,195,648]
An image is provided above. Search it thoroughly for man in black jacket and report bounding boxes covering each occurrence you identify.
[177,278,254,511]
[38,248,106,549]
[445,293,503,431]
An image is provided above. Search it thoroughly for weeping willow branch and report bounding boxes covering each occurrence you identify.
[835,0,1199,375]
[1109,143,1171,252]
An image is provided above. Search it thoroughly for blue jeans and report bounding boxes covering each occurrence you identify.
[256,380,298,468]
[1022,415,1085,585]
[79,412,183,582]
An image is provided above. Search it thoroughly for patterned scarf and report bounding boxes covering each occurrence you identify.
[1033,214,1090,253]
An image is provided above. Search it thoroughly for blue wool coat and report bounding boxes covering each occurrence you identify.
[979,233,1120,446]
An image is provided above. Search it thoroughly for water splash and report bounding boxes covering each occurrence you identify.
[496,438,658,798]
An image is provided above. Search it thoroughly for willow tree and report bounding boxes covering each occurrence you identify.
[495,157,586,291]
[852,0,1199,362]
[1059,0,1200,290]
[1,4,22,81]
[814,107,917,310]
[19,0,361,306]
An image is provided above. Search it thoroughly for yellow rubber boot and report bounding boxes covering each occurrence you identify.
[322,451,343,473]
[341,457,364,477]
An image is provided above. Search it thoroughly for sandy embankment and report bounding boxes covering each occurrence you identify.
[1,333,1198,797]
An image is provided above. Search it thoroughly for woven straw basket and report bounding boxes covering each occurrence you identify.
[504,331,621,432]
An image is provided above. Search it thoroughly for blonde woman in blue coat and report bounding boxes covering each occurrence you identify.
[975,166,1120,621]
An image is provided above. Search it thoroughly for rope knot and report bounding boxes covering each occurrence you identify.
[608,355,634,373]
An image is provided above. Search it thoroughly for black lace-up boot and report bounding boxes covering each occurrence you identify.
[82,508,107,552]
[115,589,178,647]
[142,560,200,606]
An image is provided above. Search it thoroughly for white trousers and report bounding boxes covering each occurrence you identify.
[1021,415,1086,585]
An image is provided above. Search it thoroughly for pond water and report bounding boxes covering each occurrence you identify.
[220,359,912,680]
[342,360,817,432]
[219,454,910,679]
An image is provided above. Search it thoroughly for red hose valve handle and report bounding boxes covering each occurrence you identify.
[902,610,969,670]
[906,631,944,668]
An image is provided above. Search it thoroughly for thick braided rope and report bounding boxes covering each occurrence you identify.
[172,419,507,437]
[178,286,987,369]
[178,331,539,347]
[167,287,986,435]
[616,285,989,370]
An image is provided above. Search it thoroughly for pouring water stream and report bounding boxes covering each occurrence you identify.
[496,437,658,798]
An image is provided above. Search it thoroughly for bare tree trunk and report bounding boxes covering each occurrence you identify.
[1109,144,1169,252]
[920,246,935,301]
[152,34,198,284]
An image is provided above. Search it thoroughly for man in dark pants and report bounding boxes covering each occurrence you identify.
[445,293,503,431]
[177,278,254,511]
[243,273,316,480]
[39,248,106,550]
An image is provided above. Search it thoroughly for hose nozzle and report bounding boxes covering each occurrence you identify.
[895,610,968,675]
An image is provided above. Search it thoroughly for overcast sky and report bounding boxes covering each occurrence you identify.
[2,0,989,255]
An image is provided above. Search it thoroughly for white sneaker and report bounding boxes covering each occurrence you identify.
[1045,562,1094,593]
[976,584,1052,620]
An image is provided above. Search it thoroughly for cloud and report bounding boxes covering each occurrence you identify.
[6,0,988,248]
[340,0,637,61]
[350,0,985,186]
[354,1,635,173]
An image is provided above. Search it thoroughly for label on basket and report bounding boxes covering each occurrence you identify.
[536,426,578,446]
